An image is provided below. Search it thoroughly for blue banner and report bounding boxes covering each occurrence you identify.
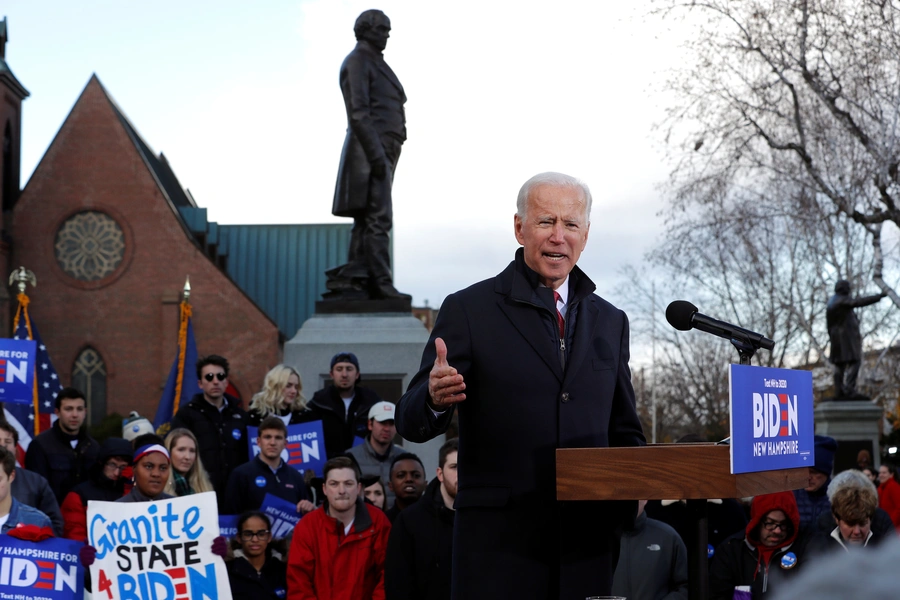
[259,493,302,539]
[0,535,85,599]
[247,421,327,476]
[0,338,38,405]
[219,515,239,539]
[729,364,814,474]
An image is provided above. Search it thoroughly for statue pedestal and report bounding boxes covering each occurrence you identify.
[283,311,444,475]
[815,401,884,471]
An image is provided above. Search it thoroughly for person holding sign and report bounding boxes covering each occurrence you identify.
[227,511,288,600]
[287,456,391,599]
[224,417,314,515]
[117,435,173,503]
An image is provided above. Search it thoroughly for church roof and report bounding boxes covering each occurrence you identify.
[0,17,31,100]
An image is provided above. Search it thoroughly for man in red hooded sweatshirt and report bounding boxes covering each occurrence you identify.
[709,491,817,599]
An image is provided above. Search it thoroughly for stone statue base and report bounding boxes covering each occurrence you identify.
[823,392,872,402]
[815,400,883,471]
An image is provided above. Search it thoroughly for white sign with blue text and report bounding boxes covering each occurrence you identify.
[729,364,814,475]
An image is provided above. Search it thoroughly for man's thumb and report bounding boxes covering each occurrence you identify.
[434,337,449,366]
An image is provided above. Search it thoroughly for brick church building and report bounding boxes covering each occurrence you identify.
[0,20,350,425]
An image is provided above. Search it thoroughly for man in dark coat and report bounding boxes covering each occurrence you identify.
[397,172,646,599]
[307,352,384,458]
[0,420,64,536]
[170,355,248,510]
[385,438,457,600]
[328,9,408,300]
[826,280,886,398]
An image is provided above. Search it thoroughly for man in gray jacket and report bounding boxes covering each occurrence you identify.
[613,500,689,600]
[347,401,404,507]
[0,420,63,535]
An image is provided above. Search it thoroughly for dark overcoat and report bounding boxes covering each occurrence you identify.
[332,41,406,218]
[826,292,883,364]
[397,249,646,600]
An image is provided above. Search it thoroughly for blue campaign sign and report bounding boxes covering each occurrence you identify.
[260,493,302,539]
[219,515,239,538]
[0,534,85,599]
[247,420,327,476]
[0,338,38,405]
[729,364,814,474]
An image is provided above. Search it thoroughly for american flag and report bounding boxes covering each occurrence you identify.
[2,298,61,465]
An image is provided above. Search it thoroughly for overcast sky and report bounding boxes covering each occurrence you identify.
[5,0,686,342]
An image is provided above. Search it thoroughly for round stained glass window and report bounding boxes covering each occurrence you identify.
[54,211,126,281]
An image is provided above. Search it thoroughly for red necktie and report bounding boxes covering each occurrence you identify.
[553,291,565,338]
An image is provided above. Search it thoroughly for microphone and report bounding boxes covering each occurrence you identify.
[665,300,775,351]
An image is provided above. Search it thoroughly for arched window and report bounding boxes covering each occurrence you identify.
[72,347,107,426]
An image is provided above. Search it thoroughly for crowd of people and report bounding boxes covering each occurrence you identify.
[2,351,899,600]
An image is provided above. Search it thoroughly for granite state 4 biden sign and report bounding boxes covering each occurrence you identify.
[87,492,232,600]
[729,364,814,475]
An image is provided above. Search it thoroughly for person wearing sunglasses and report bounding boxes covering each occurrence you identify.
[171,354,249,511]
[227,511,287,600]
[710,491,818,599]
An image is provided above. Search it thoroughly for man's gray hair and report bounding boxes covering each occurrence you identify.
[826,469,877,501]
[516,172,592,221]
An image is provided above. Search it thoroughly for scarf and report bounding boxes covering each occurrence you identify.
[173,470,194,496]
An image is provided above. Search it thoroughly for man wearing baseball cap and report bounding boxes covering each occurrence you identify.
[347,401,405,508]
[307,351,386,458]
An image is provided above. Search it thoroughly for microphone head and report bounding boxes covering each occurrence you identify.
[666,300,699,331]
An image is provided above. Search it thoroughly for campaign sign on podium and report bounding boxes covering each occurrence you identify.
[0,338,37,405]
[729,364,814,474]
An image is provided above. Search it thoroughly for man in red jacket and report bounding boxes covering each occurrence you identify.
[288,456,391,600]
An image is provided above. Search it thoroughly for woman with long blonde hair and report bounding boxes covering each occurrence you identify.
[248,364,312,426]
[163,428,214,496]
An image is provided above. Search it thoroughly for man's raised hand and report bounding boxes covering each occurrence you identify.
[428,337,466,409]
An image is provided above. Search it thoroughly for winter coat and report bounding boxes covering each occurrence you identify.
[397,249,645,599]
[307,386,382,459]
[227,553,287,600]
[116,488,173,503]
[710,491,816,599]
[644,498,748,564]
[223,455,310,515]
[170,393,249,508]
[287,497,390,600]
[793,482,831,531]
[877,476,900,530]
[612,511,688,600]
[11,467,63,536]
[384,477,454,600]
[24,420,99,504]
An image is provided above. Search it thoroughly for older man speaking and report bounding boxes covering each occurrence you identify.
[397,172,645,599]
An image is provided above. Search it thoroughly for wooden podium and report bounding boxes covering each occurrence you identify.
[557,443,807,600]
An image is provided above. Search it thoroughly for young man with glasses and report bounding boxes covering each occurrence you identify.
[710,491,819,598]
[0,421,64,536]
[59,437,132,541]
[171,355,249,510]
[287,456,391,599]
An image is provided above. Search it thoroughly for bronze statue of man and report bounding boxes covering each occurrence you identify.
[327,9,409,301]
[826,280,887,399]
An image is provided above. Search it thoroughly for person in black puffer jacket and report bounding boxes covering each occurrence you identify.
[227,511,287,600]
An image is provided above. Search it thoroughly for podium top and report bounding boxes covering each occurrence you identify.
[557,443,807,501]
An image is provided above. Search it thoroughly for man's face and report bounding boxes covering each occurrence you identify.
[134,453,169,497]
[258,428,287,461]
[759,510,790,547]
[56,398,87,434]
[0,467,14,503]
[362,15,391,51]
[324,468,360,513]
[0,430,15,454]
[102,457,130,482]
[330,362,360,392]
[199,364,227,402]
[514,184,590,290]
[805,468,828,492]
[368,418,395,445]
[390,459,426,503]
[437,451,458,500]
[837,517,871,545]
